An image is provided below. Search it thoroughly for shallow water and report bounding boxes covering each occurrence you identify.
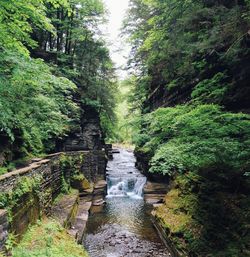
[83,149,171,257]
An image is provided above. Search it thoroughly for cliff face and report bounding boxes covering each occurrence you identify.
[144,59,250,114]
[144,83,192,112]
[61,106,105,152]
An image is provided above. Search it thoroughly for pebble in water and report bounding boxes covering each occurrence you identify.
[84,224,171,257]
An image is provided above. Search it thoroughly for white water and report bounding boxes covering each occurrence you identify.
[106,149,147,199]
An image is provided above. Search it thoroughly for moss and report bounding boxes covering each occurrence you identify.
[154,174,250,256]
[82,178,91,190]
[154,186,202,256]
[53,189,78,205]
[154,188,193,236]
[0,162,16,175]
[71,174,91,191]
[0,176,42,223]
[59,153,91,192]
[12,219,88,257]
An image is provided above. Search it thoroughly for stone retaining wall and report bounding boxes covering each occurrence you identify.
[0,150,107,251]
[0,210,8,250]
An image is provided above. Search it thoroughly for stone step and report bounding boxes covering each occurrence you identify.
[144,194,166,204]
[69,200,92,243]
[51,191,79,228]
[144,182,168,195]
[93,198,106,206]
[94,180,107,189]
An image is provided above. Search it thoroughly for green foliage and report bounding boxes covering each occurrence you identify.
[11,177,41,205]
[0,176,42,227]
[0,193,9,209]
[126,1,250,256]
[61,176,70,194]
[59,153,89,191]
[0,50,79,154]
[5,233,18,252]
[150,143,185,175]
[0,0,117,163]
[12,219,88,257]
[0,0,54,55]
[134,104,250,255]
[0,163,16,175]
[136,104,250,176]
[0,168,7,176]
[125,0,250,110]
[191,72,229,103]
[35,0,118,139]
[109,77,141,143]
[0,176,42,210]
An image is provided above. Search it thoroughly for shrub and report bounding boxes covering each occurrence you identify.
[136,104,250,176]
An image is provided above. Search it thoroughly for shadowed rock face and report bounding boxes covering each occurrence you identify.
[62,106,104,152]
[0,130,23,166]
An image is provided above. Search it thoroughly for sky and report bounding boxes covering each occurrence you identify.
[102,0,130,79]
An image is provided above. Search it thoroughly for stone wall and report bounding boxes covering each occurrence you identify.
[0,210,8,250]
[0,150,107,251]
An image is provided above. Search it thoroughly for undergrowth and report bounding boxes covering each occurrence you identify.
[12,219,88,257]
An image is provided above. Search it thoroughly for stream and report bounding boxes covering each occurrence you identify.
[83,148,172,257]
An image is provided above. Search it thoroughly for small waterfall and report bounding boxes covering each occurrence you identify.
[108,180,127,196]
[107,176,146,198]
[133,177,147,196]
[106,148,147,199]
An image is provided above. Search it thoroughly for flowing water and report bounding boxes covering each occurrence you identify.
[83,148,172,257]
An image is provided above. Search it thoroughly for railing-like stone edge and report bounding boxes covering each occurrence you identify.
[0,150,91,182]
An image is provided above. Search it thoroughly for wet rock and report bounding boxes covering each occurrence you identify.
[92,199,106,206]
[143,182,169,204]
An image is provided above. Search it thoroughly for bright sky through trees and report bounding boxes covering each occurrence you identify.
[103,0,130,78]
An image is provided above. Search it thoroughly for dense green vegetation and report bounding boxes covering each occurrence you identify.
[124,0,250,111]
[12,219,88,257]
[138,104,250,177]
[0,176,41,214]
[59,153,92,192]
[135,105,250,256]
[110,77,140,143]
[0,0,117,170]
[124,0,250,256]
